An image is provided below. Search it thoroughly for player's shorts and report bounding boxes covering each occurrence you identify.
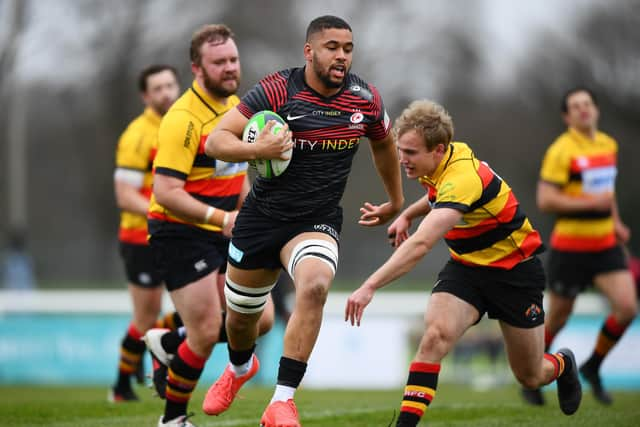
[148,221,229,291]
[547,245,628,298]
[433,257,546,328]
[227,201,341,271]
[119,242,163,288]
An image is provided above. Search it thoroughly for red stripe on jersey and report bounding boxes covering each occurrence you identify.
[119,227,148,244]
[477,162,494,188]
[198,135,208,154]
[445,192,518,240]
[184,174,245,197]
[488,230,543,269]
[149,147,157,162]
[550,232,616,252]
[140,186,152,199]
[261,73,288,111]
[569,153,615,173]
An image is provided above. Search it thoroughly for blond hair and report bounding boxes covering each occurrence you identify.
[393,100,454,151]
[190,24,234,65]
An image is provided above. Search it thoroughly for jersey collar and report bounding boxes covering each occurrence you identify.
[191,80,234,115]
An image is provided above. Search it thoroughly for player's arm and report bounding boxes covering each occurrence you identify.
[205,108,292,162]
[611,194,631,243]
[113,169,149,216]
[359,132,404,226]
[387,193,432,248]
[346,207,462,326]
[153,172,235,236]
[236,174,251,209]
[536,180,613,214]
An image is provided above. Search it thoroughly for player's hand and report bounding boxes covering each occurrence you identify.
[222,210,238,238]
[358,201,400,227]
[615,221,631,244]
[345,284,375,327]
[255,121,293,160]
[387,214,411,248]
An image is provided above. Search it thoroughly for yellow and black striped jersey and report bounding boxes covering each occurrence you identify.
[540,128,617,252]
[148,80,246,233]
[115,107,160,244]
[419,142,543,269]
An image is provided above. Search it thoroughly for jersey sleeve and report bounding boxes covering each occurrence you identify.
[153,110,199,180]
[365,84,390,141]
[539,141,570,186]
[432,162,483,213]
[238,71,287,118]
[115,125,149,171]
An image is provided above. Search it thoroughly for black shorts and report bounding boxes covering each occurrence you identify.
[547,245,628,298]
[433,257,546,328]
[228,202,341,270]
[119,242,163,288]
[148,221,229,291]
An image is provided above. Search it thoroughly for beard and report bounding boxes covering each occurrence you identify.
[203,70,239,98]
[313,55,348,89]
[152,99,173,116]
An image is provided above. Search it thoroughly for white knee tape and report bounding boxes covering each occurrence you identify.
[224,276,276,314]
[287,239,339,278]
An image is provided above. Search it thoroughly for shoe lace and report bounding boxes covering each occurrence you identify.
[214,370,236,403]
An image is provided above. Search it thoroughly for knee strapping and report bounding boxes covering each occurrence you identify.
[287,239,339,278]
[224,276,276,314]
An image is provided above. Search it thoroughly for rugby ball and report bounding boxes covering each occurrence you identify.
[242,110,292,178]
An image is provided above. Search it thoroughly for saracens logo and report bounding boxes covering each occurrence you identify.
[525,303,542,322]
[350,112,364,124]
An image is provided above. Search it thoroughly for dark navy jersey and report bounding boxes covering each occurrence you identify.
[238,67,390,221]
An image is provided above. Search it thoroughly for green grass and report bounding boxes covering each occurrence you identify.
[1,384,639,426]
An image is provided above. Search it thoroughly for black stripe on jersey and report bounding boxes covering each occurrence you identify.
[155,167,187,181]
[569,172,582,182]
[444,206,527,254]
[433,202,470,213]
[468,176,502,212]
[190,85,221,116]
[558,210,612,219]
[191,193,239,211]
[193,153,216,168]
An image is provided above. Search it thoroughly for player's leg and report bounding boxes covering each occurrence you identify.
[259,232,339,427]
[202,264,279,416]
[501,322,581,415]
[581,262,637,404]
[395,291,479,427]
[161,270,223,423]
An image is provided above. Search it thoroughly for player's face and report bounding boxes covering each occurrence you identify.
[194,38,241,99]
[307,28,353,89]
[143,70,180,116]
[397,129,444,179]
[563,91,599,133]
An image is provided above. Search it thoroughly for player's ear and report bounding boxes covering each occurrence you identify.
[303,43,313,62]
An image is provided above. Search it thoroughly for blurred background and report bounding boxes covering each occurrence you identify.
[1,0,639,389]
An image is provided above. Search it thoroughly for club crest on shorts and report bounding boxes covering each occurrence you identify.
[525,303,542,322]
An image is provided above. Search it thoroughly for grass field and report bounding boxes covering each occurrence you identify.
[1,384,639,426]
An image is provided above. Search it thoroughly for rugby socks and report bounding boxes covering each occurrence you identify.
[397,362,440,426]
[583,314,630,371]
[164,341,206,422]
[544,328,555,352]
[115,323,145,391]
[270,356,307,403]
[229,344,256,376]
[161,329,186,354]
[544,352,568,383]
[155,311,183,330]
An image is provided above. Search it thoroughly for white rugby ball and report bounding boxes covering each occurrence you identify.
[242,110,292,178]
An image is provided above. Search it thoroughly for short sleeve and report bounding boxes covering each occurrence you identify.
[433,162,483,213]
[365,84,390,141]
[154,110,199,180]
[115,126,149,171]
[539,141,570,186]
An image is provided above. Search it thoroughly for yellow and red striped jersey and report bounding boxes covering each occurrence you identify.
[148,81,246,233]
[115,107,160,244]
[419,142,543,269]
[540,128,618,252]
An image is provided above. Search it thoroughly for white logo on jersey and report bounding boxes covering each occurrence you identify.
[350,112,364,124]
[286,113,306,121]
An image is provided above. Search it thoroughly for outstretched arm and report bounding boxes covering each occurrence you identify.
[346,207,462,326]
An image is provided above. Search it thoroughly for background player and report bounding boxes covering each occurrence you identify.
[346,99,582,427]
[110,64,181,402]
[522,87,638,406]
[203,15,403,426]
